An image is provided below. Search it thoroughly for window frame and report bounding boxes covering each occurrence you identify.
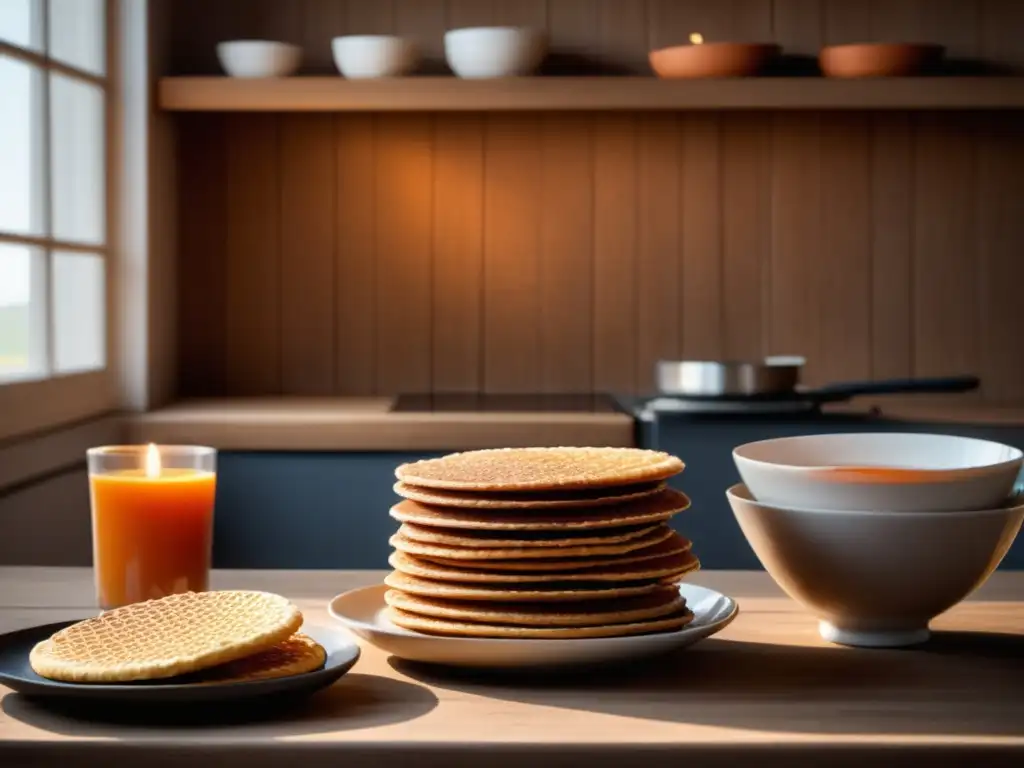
[0,0,118,441]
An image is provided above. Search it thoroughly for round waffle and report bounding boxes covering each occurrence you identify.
[389,488,691,532]
[395,447,684,491]
[195,633,326,683]
[385,587,686,627]
[397,521,660,549]
[389,525,673,561]
[383,571,671,602]
[417,532,691,572]
[29,591,303,683]
[389,549,700,584]
[393,480,667,509]
[387,606,695,639]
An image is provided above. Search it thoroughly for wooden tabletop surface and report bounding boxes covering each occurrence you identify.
[2,568,1023,767]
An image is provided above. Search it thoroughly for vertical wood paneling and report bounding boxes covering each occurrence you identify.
[913,113,980,383]
[225,115,281,395]
[374,116,434,394]
[773,0,824,56]
[721,114,770,362]
[540,114,594,393]
[981,0,1024,71]
[593,115,638,393]
[548,0,600,53]
[483,115,543,393]
[432,114,484,392]
[770,113,822,375]
[870,113,913,379]
[394,0,447,71]
[596,0,649,73]
[680,114,723,360]
[335,115,376,395]
[977,113,1024,402]
[824,1,871,45]
[298,0,350,72]
[177,116,227,396]
[819,114,871,383]
[280,115,336,395]
[346,0,395,34]
[636,114,680,390]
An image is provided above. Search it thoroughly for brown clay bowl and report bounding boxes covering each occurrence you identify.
[819,43,944,77]
[649,42,780,78]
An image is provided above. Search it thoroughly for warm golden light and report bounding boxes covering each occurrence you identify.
[690,32,704,45]
[145,443,161,478]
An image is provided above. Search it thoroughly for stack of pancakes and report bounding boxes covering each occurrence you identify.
[385,447,699,639]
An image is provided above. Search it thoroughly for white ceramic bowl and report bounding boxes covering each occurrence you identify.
[332,35,418,79]
[733,432,1022,512]
[216,40,301,78]
[444,26,546,78]
[727,483,1024,647]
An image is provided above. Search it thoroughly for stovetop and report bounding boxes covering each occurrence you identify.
[391,393,628,414]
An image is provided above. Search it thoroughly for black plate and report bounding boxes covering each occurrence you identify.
[0,621,360,704]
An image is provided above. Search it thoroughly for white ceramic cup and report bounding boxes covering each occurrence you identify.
[216,40,302,78]
[332,35,419,78]
[444,26,546,78]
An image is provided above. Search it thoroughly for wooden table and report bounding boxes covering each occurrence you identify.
[2,568,1023,767]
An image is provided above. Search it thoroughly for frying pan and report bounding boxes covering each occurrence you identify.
[655,358,979,406]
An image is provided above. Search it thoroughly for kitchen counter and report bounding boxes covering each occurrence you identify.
[128,397,1024,453]
[1,567,1022,767]
[129,397,636,451]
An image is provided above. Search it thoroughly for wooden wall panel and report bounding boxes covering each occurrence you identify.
[482,115,543,393]
[721,114,770,362]
[592,115,638,393]
[375,116,434,393]
[335,115,376,395]
[635,114,681,391]
[432,115,484,392]
[224,115,281,395]
[870,114,913,380]
[177,116,227,397]
[680,114,722,360]
[280,116,337,395]
[770,113,822,378]
[819,114,872,384]
[171,1,1024,402]
[913,113,980,384]
[540,115,593,393]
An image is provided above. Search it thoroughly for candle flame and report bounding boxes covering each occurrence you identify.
[690,32,704,45]
[145,443,161,478]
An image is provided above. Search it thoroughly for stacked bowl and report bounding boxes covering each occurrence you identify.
[726,433,1024,647]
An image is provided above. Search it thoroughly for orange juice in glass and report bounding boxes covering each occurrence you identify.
[87,444,216,609]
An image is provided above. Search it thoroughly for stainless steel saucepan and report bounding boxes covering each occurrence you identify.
[656,358,979,404]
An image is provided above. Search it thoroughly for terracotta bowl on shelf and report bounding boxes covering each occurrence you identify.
[649,42,780,78]
[819,43,944,77]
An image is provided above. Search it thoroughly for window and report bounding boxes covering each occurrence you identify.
[0,0,114,438]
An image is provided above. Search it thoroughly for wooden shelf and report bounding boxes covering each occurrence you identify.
[158,76,1024,112]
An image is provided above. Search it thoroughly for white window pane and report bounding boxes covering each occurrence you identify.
[0,0,43,51]
[0,243,47,381]
[0,54,45,236]
[48,0,104,75]
[53,251,104,373]
[50,73,105,245]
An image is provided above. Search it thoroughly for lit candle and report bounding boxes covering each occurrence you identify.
[87,444,217,609]
[690,32,704,45]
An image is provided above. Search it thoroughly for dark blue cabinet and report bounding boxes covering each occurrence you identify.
[211,419,1024,569]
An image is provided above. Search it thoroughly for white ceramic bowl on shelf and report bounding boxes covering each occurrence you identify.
[733,432,1022,512]
[444,26,546,78]
[726,483,1024,648]
[332,35,419,78]
[216,40,302,78]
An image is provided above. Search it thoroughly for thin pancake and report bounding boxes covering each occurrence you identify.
[389,525,674,561]
[383,571,670,602]
[393,480,667,510]
[389,549,701,584]
[397,521,660,549]
[388,488,691,532]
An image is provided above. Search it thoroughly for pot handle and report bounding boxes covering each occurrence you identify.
[810,375,980,399]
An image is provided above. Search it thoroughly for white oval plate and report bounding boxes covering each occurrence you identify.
[328,583,737,668]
